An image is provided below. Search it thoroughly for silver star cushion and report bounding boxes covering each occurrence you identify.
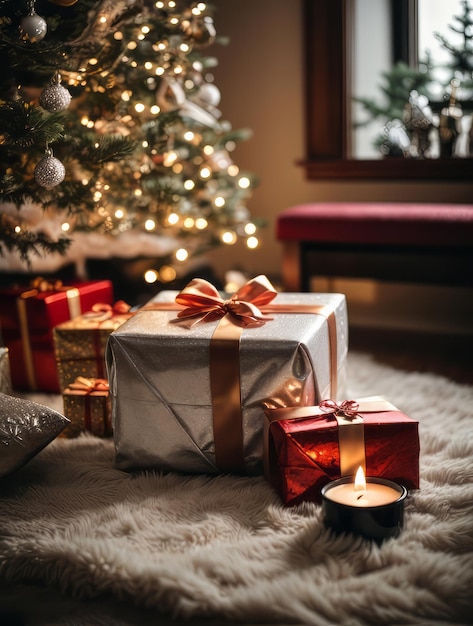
[0,393,70,478]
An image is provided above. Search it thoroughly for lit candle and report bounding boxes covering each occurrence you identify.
[321,467,408,543]
[324,466,402,507]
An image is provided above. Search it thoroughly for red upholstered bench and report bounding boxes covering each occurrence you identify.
[277,203,473,291]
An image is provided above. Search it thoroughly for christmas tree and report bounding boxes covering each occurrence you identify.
[433,0,473,96]
[0,0,260,286]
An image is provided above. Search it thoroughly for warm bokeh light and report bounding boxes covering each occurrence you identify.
[159,265,177,282]
[163,151,178,166]
[246,236,259,249]
[175,248,189,261]
[144,269,159,284]
[221,231,237,245]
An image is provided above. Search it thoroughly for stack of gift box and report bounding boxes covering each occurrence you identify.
[0,277,128,438]
[0,274,419,524]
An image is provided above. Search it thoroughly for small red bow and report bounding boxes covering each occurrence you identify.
[319,399,360,419]
[67,376,109,393]
[173,275,278,328]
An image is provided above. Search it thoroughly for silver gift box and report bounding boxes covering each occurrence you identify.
[106,291,348,475]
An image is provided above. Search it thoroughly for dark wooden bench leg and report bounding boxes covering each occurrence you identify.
[281,240,303,292]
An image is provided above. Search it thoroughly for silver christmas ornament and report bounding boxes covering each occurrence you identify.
[195,83,221,108]
[20,2,48,43]
[34,149,65,189]
[40,74,72,112]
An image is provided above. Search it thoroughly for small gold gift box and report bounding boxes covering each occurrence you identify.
[62,376,112,438]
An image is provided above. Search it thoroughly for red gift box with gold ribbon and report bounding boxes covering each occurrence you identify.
[264,396,419,506]
[54,300,133,391]
[107,275,348,475]
[0,279,113,392]
[62,376,112,438]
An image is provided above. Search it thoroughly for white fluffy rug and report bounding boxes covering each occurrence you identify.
[1,352,473,626]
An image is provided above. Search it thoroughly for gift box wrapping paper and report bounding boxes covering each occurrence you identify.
[54,303,133,390]
[0,280,113,392]
[0,347,12,395]
[62,377,112,438]
[265,397,419,506]
[106,281,348,475]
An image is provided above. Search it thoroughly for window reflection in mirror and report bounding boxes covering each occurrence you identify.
[351,0,472,160]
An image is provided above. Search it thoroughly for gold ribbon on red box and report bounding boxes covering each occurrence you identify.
[263,396,399,483]
[140,275,340,473]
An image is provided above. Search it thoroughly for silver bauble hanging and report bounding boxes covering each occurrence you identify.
[34,149,65,189]
[20,11,48,43]
[40,75,72,112]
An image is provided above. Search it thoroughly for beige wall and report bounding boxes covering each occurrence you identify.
[206,0,473,333]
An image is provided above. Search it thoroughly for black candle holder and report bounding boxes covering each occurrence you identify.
[321,476,408,544]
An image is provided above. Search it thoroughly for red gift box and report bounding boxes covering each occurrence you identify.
[265,396,419,506]
[0,279,113,392]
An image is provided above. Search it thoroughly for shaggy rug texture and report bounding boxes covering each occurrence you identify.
[1,352,472,626]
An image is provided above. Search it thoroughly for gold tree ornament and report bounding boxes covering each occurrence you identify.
[20,1,48,43]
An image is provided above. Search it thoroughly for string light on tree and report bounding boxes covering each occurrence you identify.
[175,248,189,262]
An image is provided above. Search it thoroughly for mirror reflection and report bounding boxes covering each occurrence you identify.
[352,0,472,160]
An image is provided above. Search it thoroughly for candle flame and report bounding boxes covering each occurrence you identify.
[354,466,366,492]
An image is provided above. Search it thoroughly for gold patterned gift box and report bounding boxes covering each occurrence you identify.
[54,301,133,391]
[62,377,112,438]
